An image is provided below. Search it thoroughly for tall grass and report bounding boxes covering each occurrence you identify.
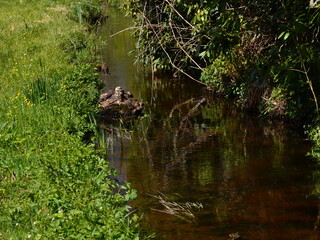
[0,0,149,239]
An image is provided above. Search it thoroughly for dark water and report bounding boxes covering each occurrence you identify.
[99,8,320,240]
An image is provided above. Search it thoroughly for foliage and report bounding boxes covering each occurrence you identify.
[106,0,127,8]
[70,0,106,25]
[125,0,320,204]
[125,0,320,120]
[0,0,149,239]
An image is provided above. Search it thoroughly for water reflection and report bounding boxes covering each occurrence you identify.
[120,100,319,240]
[99,8,320,240]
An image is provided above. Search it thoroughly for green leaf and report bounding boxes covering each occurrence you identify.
[284,32,290,40]
[278,31,285,39]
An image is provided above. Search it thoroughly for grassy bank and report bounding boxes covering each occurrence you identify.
[0,0,147,239]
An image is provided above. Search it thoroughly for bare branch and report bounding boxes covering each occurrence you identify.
[140,9,207,85]
[110,25,191,38]
[168,12,204,71]
[164,0,195,29]
[290,65,319,113]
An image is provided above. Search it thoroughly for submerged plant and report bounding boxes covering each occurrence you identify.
[149,192,203,223]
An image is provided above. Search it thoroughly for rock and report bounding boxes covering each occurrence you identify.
[99,86,143,119]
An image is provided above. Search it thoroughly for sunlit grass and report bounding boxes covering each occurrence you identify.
[0,0,149,239]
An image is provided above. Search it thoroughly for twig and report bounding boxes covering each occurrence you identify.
[169,13,204,71]
[110,26,140,37]
[164,0,195,29]
[110,25,191,38]
[140,10,207,85]
[290,65,319,113]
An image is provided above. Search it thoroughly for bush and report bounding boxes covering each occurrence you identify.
[125,0,320,121]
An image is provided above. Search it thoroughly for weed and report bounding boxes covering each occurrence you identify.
[149,192,203,223]
[0,0,149,239]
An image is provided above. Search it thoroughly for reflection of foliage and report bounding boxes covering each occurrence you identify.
[125,95,290,190]
[102,75,314,237]
[307,127,320,211]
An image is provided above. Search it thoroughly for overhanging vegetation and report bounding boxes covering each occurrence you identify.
[125,0,320,121]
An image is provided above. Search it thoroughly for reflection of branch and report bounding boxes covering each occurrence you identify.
[315,205,320,230]
[168,98,196,118]
[165,98,206,124]
[183,98,207,119]
[164,98,206,156]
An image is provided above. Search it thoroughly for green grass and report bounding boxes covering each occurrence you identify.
[0,0,148,239]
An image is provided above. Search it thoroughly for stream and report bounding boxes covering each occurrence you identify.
[98,8,320,240]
